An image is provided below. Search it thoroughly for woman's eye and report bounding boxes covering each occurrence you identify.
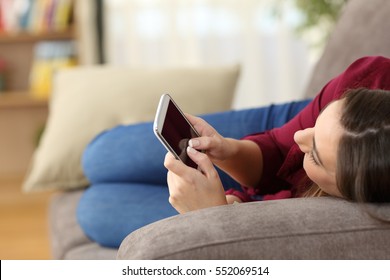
[309,150,320,166]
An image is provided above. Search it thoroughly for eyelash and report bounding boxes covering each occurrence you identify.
[309,150,320,166]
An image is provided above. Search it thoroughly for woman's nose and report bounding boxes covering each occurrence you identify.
[294,128,313,153]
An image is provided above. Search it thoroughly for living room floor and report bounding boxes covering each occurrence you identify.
[0,176,53,259]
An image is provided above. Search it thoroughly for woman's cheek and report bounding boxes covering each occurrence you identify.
[303,155,337,195]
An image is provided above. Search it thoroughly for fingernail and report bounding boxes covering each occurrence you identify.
[187,146,197,155]
[189,139,200,147]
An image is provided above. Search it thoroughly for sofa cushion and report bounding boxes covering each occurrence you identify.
[64,243,117,260]
[117,197,390,259]
[23,65,239,192]
[49,190,117,259]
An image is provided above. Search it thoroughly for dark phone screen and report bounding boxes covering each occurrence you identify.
[161,100,198,168]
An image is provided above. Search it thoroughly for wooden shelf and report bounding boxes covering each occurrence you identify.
[0,92,48,109]
[0,28,76,44]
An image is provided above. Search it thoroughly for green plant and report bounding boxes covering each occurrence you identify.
[296,0,348,29]
[294,0,348,46]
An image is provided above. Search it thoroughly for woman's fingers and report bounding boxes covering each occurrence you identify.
[185,114,227,160]
[186,147,218,179]
[164,151,202,182]
[188,137,212,150]
[164,148,217,180]
[164,152,188,176]
[185,113,215,137]
[164,149,227,213]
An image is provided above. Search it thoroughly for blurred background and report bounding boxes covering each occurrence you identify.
[0,0,347,259]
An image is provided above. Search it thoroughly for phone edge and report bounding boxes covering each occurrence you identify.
[153,94,183,161]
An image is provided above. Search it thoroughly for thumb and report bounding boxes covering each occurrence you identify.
[186,146,216,178]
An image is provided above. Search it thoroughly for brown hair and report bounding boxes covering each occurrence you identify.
[336,88,390,203]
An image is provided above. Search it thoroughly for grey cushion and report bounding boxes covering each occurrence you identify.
[49,190,117,259]
[304,0,390,98]
[117,197,390,259]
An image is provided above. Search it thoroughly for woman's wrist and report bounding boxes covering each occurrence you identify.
[213,137,240,163]
[215,139,262,187]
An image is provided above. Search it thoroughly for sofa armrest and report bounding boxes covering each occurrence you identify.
[117,197,390,259]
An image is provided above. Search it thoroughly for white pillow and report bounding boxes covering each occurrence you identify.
[23,65,239,192]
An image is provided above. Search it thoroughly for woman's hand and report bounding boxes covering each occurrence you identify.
[164,146,227,214]
[185,114,263,190]
[185,114,233,162]
[226,195,242,204]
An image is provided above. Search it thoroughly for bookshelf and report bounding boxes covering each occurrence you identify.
[0,0,76,100]
[0,28,75,43]
[0,33,76,103]
[0,0,76,177]
[0,91,47,108]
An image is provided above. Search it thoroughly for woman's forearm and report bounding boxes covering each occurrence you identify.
[212,138,263,187]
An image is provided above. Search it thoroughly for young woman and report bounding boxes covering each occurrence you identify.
[78,56,390,247]
[164,56,390,213]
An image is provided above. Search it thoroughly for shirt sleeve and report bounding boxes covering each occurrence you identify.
[241,56,390,196]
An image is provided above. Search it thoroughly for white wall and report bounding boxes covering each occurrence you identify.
[103,0,317,109]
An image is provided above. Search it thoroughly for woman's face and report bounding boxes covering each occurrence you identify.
[294,100,344,197]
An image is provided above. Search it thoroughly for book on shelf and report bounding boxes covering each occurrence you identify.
[29,40,77,99]
[0,0,74,34]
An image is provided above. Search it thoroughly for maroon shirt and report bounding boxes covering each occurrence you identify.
[227,56,390,202]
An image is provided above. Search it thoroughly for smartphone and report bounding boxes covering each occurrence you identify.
[154,94,200,168]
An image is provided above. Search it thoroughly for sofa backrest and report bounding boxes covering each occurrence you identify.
[304,0,390,98]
